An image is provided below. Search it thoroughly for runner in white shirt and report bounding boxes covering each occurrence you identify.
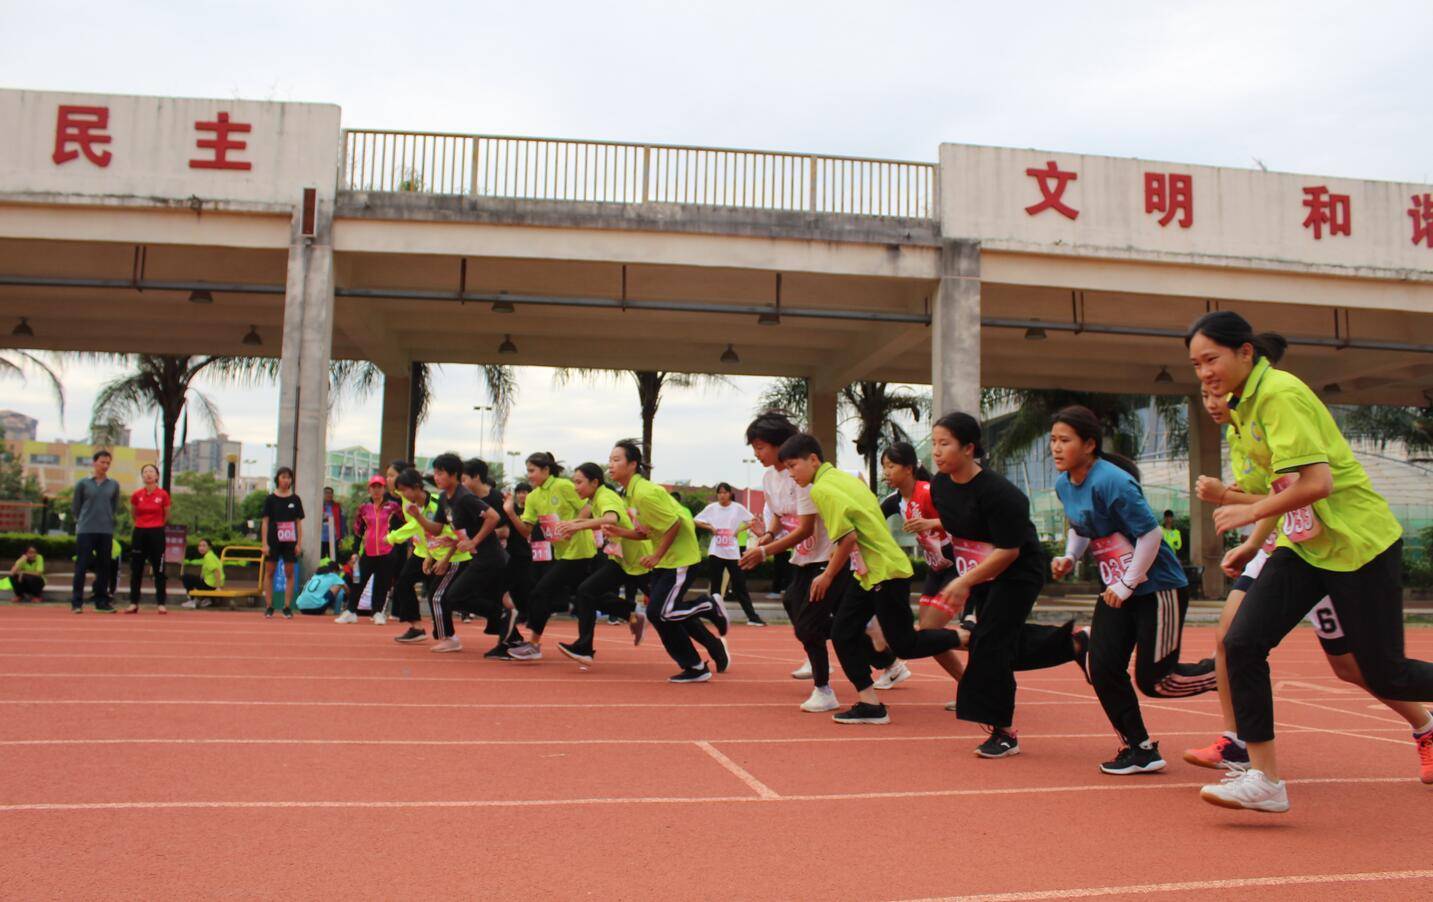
[740,412,901,712]
[695,483,765,625]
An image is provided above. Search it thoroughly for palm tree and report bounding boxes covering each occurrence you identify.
[336,361,518,460]
[842,381,928,489]
[553,369,731,469]
[980,388,1187,471]
[752,376,810,427]
[1,349,67,419]
[1341,404,1433,457]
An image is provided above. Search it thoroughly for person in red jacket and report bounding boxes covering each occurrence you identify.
[337,475,404,624]
[126,463,171,614]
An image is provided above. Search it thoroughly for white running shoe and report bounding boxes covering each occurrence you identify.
[800,685,840,713]
[1200,768,1289,813]
[180,599,197,609]
[372,611,388,626]
[874,660,911,690]
[334,610,358,624]
[791,659,813,680]
[507,642,543,661]
[430,637,462,653]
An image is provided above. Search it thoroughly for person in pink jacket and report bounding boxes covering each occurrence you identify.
[336,475,404,624]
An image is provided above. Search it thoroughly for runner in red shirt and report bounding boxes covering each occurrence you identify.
[126,463,171,614]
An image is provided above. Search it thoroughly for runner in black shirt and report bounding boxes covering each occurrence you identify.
[926,412,1079,759]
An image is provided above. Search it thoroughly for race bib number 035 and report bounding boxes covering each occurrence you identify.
[1090,534,1136,588]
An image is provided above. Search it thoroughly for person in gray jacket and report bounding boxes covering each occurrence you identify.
[71,450,120,613]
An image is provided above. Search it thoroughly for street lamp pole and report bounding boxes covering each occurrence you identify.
[473,405,493,460]
[506,450,522,487]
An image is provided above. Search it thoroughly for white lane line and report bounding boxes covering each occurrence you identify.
[0,672,801,685]
[693,740,781,799]
[0,652,652,666]
[0,775,1411,814]
[1280,696,1411,726]
[899,868,1433,901]
[0,698,814,710]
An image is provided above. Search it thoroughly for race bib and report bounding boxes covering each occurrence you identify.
[531,539,553,562]
[1261,529,1279,554]
[1271,476,1323,544]
[849,546,868,577]
[275,521,297,543]
[950,537,995,582]
[714,528,736,549]
[917,533,953,572]
[1090,534,1137,588]
[1306,597,1344,639]
[780,515,815,557]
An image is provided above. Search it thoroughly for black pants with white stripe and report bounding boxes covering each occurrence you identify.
[428,557,506,641]
[1089,584,1215,745]
[648,565,724,670]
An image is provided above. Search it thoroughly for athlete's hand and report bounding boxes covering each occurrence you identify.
[1221,542,1258,578]
[421,558,434,575]
[502,496,516,513]
[639,553,661,570]
[1213,503,1258,534]
[1100,586,1126,608]
[1050,556,1074,580]
[261,543,270,558]
[405,503,422,519]
[434,560,450,576]
[809,573,833,602]
[632,525,652,540]
[1195,476,1228,505]
[938,578,971,611]
[549,521,573,540]
[738,546,764,570]
[902,517,940,534]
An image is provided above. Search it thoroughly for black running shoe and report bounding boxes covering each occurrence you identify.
[95,602,116,613]
[1100,742,1166,775]
[711,637,730,674]
[1072,626,1093,686]
[975,727,1020,759]
[558,642,594,666]
[483,644,515,660]
[833,702,889,725]
[282,608,293,620]
[264,607,275,619]
[394,627,427,644]
[669,665,712,683]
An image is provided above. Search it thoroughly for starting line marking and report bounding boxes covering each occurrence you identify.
[694,740,781,799]
[900,868,1433,901]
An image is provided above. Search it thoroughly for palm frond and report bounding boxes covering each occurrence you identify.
[0,350,67,421]
[478,364,518,435]
[186,387,225,436]
[754,377,810,425]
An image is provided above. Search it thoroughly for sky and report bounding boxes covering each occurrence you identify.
[3,1,1431,483]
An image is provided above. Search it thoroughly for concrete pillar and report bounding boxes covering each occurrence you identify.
[931,239,981,419]
[275,198,335,571]
[1187,395,1225,599]
[378,363,413,469]
[807,382,840,466]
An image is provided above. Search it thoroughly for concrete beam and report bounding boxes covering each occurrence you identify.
[1187,395,1225,599]
[931,240,981,419]
[825,324,931,389]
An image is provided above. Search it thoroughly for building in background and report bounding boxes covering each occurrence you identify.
[0,410,38,442]
[3,439,159,497]
[174,432,243,476]
[325,445,431,491]
[89,421,131,447]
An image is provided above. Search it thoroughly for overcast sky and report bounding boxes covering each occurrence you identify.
[4,1,1430,484]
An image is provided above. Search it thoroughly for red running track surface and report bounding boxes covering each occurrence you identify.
[1,606,1429,900]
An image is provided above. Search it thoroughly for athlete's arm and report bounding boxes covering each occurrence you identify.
[1222,515,1278,577]
[939,547,1018,610]
[810,531,856,602]
[457,506,501,553]
[1213,462,1332,533]
[742,513,814,570]
[1108,527,1164,602]
[1051,528,1088,579]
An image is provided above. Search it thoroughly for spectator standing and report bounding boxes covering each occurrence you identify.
[71,450,120,613]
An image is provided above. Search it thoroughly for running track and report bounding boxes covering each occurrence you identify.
[2,606,1429,900]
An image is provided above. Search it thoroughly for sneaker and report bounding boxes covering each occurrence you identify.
[1183,734,1250,770]
[72,606,82,614]
[747,617,767,627]
[711,637,730,674]
[430,637,462,653]
[180,599,198,609]
[607,616,625,626]
[765,591,783,600]
[483,644,515,660]
[95,602,116,613]
[707,593,730,636]
[1200,768,1290,813]
[833,702,890,725]
[264,607,274,619]
[334,610,358,624]
[394,627,427,643]
[975,727,1021,759]
[558,642,594,666]
[282,608,293,620]
[1100,742,1166,775]
[791,659,813,680]
[630,612,647,646]
[1416,721,1433,785]
[944,700,959,712]
[1072,627,1093,685]
[874,660,911,690]
[460,612,474,623]
[800,686,840,713]
[507,642,543,661]
[373,611,388,626]
[197,598,212,608]
[669,665,712,683]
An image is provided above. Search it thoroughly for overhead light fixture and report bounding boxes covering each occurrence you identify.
[498,334,518,355]
[1024,327,1047,341]
[720,343,739,364]
[1323,382,1342,395]
[187,289,214,304]
[757,310,780,326]
[242,325,262,347]
[12,317,34,337]
[491,298,515,314]
[1154,366,1174,384]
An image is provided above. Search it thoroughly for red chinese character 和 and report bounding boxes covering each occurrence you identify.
[52,105,112,167]
[1301,186,1351,239]
[189,112,252,171]
[1144,172,1193,228]
[1024,161,1079,220]
[1409,194,1433,248]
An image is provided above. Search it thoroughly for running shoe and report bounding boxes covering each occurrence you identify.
[975,727,1020,759]
[874,660,911,690]
[711,637,730,674]
[394,627,428,643]
[765,592,783,600]
[157,606,167,615]
[708,593,730,636]
[95,602,116,613]
[833,702,890,725]
[747,616,767,627]
[1183,735,1250,770]
[282,608,293,620]
[558,642,594,666]
[430,637,462,653]
[373,611,388,626]
[1100,742,1166,775]
[945,700,959,712]
[1416,720,1433,785]
[801,686,840,713]
[507,642,543,661]
[630,611,647,646]
[1200,768,1289,813]
[180,599,198,609]
[483,644,515,661]
[607,616,625,626]
[71,606,82,614]
[669,665,712,683]
[1072,626,1093,685]
[791,659,813,680]
[122,605,139,615]
[264,607,274,619]
[334,610,358,624]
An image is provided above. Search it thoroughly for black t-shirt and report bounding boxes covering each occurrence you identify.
[498,492,532,561]
[262,493,305,547]
[929,469,1045,586]
[436,485,505,564]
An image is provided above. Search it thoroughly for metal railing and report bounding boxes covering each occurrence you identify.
[342,130,935,219]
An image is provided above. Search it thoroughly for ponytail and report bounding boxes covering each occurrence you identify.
[931,411,986,461]
[525,451,564,478]
[1185,311,1288,365]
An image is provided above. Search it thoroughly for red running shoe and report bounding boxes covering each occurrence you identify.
[1183,734,1250,770]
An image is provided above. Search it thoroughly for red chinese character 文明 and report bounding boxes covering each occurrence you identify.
[1024,160,1079,220]
[189,112,252,171]
[52,105,112,167]
[1301,185,1351,239]
[1409,194,1433,248]
[1144,172,1193,228]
